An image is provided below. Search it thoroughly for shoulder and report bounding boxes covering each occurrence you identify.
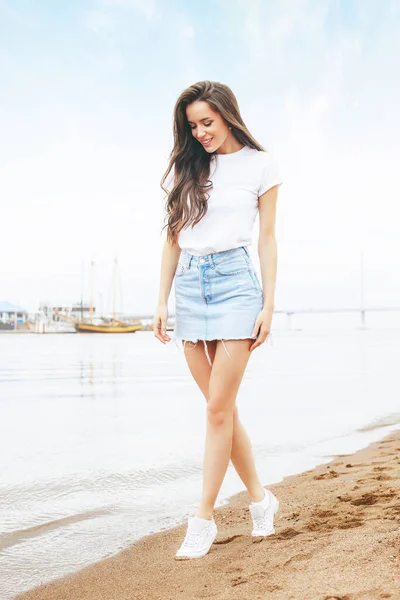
[248,148,278,169]
[253,150,283,196]
[239,148,280,176]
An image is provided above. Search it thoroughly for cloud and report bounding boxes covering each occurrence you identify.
[83,0,156,36]
[100,0,156,21]
[84,9,114,33]
[180,23,195,39]
[2,0,400,311]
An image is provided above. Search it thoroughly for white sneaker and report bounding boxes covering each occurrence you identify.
[249,488,279,537]
[175,516,218,560]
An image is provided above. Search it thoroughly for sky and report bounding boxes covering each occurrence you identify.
[1,0,399,315]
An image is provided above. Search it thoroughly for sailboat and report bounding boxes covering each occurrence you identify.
[74,259,143,333]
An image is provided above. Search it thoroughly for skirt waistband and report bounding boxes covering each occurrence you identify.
[180,245,250,268]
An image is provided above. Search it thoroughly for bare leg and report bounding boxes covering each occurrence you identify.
[182,339,264,519]
[231,406,265,501]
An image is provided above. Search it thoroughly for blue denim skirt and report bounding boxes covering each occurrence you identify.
[172,246,265,366]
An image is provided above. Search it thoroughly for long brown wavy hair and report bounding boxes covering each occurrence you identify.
[160,80,266,244]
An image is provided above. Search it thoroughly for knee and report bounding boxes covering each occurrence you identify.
[207,400,234,427]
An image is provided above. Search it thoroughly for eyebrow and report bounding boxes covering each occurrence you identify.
[187,117,213,124]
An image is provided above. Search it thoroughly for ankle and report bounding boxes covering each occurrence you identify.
[250,486,266,503]
[195,508,214,520]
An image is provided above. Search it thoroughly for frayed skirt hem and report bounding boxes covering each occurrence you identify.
[171,333,273,367]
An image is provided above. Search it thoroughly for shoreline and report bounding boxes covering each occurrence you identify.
[16,429,400,600]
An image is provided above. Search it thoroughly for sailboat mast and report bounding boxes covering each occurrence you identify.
[80,258,84,321]
[112,257,117,324]
[89,260,94,324]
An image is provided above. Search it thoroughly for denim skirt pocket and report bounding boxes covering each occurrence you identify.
[175,263,187,277]
[247,267,263,295]
[213,254,249,276]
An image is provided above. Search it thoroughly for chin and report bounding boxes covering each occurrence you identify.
[205,143,219,154]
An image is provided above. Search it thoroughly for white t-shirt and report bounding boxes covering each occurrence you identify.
[164,145,283,256]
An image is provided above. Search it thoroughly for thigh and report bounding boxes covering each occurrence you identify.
[208,339,253,410]
[182,340,217,401]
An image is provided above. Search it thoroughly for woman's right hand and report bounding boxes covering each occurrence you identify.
[153,303,171,344]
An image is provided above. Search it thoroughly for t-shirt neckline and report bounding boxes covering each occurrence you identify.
[212,145,249,159]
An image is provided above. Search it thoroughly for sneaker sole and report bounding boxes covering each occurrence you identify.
[175,527,218,560]
[251,490,279,539]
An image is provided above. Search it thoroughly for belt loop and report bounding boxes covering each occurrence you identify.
[242,246,250,260]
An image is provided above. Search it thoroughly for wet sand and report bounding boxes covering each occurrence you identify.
[16,430,400,600]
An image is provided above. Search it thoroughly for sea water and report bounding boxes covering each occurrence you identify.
[0,318,399,599]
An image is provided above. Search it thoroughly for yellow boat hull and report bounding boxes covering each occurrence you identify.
[74,323,142,333]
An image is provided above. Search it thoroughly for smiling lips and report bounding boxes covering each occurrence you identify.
[202,137,213,146]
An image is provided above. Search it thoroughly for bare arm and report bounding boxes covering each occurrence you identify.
[157,238,181,305]
[153,238,181,343]
[257,184,279,310]
[249,184,279,351]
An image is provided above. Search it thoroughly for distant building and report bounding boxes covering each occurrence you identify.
[38,303,95,322]
[0,301,28,329]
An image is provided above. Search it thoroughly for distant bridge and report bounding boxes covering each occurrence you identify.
[133,307,400,329]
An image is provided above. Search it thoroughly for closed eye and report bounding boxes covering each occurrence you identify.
[190,122,212,129]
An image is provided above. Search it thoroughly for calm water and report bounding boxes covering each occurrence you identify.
[1,321,399,599]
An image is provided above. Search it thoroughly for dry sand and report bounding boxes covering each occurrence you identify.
[16,430,400,600]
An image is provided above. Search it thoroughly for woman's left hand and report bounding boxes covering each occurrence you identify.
[249,307,273,351]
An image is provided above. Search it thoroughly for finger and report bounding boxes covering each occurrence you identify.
[160,326,171,341]
[153,315,171,343]
[153,320,164,341]
[161,319,167,337]
[157,327,171,343]
[257,330,270,344]
[250,330,270,350]
[251,322,260,338]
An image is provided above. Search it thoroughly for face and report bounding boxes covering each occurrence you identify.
[186,100,231,153]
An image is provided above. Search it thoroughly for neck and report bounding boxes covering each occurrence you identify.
[215,135,244,155]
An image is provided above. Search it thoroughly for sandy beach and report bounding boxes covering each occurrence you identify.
[16,429,400,600]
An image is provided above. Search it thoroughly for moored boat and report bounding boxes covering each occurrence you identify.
[73,258,142,333]
[74,322,142,333]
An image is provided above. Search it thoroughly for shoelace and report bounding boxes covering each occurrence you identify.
[181,530,203,548]
[252,504,273,529]
[253,515,271,529]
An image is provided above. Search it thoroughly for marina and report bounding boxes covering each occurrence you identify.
[1,259,170,334]
[1,300,400,334]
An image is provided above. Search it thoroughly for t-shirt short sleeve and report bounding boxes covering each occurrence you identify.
[258,152,283,197]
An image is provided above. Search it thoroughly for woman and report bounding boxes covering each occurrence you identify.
[153,80,283,560]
